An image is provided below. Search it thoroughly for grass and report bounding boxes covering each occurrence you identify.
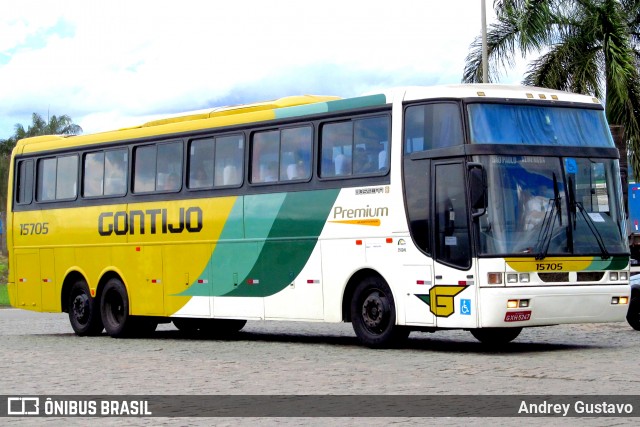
[0,254,8,306]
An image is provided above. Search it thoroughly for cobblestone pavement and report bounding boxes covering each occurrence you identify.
[1,308,639,426]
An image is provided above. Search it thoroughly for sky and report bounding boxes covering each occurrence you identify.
[0,0,525,140]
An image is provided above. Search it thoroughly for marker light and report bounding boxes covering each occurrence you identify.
[488,273,503,285]
[507,300,519,309]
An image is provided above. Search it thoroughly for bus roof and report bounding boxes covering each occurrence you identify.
[14,93,387,154]
[14,84,602,155]
[400,84,603,105]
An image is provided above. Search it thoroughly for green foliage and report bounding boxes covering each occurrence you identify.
[0,113,83,156]
[464,0,640,177]
[0,255,8,306]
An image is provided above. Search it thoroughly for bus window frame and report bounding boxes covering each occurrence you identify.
[132,140,184,195]
[249,124,315,187]
[186,132,246,191]
[82,147,129,199]
[35,154,79,203]
[15,159,35,206]
[317,113,392,181]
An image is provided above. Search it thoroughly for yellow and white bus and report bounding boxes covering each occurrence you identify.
[6,85,631,347]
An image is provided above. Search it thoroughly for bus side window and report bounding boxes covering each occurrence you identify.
[56,155,78,200]
[16,159,34,204]
[84,152,105,197]
[320,121,352,178]
[157,142,183,191]
[280,126,312,181]
[404,103,463,153]
[251,130,279,183]
[134,145,157,193]
[189,138,215,189]
[37,158,57,201]
[353,116,390,174]
[104,149,128,196]
[215,134,244,186]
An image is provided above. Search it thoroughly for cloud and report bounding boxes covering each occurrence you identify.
[0,0,505,138]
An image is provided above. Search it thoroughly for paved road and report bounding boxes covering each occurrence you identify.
[1,308,639,426]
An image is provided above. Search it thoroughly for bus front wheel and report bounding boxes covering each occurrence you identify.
[470,327,522,345]
[68,280,104,336]
[100,278,157,338]
[350,277,409,348]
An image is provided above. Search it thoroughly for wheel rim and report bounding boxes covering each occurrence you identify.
[361,290,390,333]
[71,293,90,325]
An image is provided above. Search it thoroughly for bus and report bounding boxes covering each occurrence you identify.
[6,84,631,347]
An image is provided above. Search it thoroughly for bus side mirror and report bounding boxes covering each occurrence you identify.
[468,163,487,218]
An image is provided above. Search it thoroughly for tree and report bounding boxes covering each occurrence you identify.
[1,113,83,156]
[463,0,640,177]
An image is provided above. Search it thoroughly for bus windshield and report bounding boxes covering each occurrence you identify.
[468,104,614,147]
[477,155,628,257]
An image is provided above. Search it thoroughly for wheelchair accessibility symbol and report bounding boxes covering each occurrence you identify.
[460,299,471,315]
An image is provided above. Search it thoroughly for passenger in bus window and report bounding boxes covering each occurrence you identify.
[191,167,210,188]
[161,173,181,191]
[334,153,351,175]
[524,184,552,230]
[263,161,278,182]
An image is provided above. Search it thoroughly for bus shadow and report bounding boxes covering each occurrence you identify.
[147,328,602,354]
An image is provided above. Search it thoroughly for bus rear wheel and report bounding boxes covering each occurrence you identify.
[627,296,640,331]
[100,278,157,338]
[68,280,104,336]
[470,327,522,345]
[350,277,409,348]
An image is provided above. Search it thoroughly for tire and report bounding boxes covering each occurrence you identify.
[350,277,409,348]
[100,278,156,338]
[627,295,640,331]
[68,279,104,336]
[470,327,522,345]
[173,318,246,336]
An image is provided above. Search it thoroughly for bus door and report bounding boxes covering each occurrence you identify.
[431,160,477,328]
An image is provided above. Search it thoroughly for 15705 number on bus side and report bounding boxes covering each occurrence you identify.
[19,223,49,235]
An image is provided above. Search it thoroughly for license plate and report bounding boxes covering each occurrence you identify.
[504,310,532,322]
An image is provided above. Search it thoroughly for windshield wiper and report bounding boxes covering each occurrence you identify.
[567,176,610,259]
[534,173,561,260]
[534,197,559,260]
[573,202,610,259]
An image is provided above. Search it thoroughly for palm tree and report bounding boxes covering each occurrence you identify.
[1,113,82,155]
[463,0,640,177]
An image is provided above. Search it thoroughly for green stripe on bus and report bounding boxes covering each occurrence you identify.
[179,189,340,297]
[274,94,387,120]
